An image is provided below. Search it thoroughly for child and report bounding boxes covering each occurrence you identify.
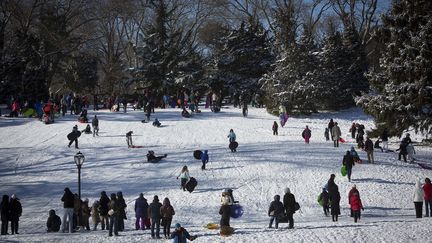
[92,115,99,137]
[302,126,311,144]
[349,187,363,222]
[227,129,237,152]
[126,131,133,148]
[272,121,278,136]
[176,166,190,191]
[47,209,61,232]
[83,124,92,134]
[91,200,101,230]
[324,128,329,141]
[201,150,209,170]
[268,195,284,229]
[152,118,161,127]
[318,188,330,216]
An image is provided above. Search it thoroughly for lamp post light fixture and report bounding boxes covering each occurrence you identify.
[74,151,85,199]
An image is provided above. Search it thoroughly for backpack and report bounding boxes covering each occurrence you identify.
[294,202,300,211]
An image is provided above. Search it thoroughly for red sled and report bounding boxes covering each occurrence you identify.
[339,138,346,143]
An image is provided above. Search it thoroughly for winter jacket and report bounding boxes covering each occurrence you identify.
[148,200,162,220]
[10,198,22,220]
[91,201,101,223]
[319,191,329,207]
[397,142,408,155]
[332,125,341,140]
[135,196,149,218]
[178,171,190,180]
[47,210,61,232]
[364,139,374,152]
[171,227,193,243]
[380,130,388,141]
[160,199,175,219]
[201,151,209,163]
[92,117,99,127]
[302,128,311,139]
[81,201,91,224]
[272,123,278,131]
[283,193,296,214]
[117,193,127,219]
[0,196,10,221]
[227,132,236,142]
[330,190,341,215]
[327,179,339,203]
[268,195,284,218]
[413,181,424,202]
[99,193,110,216]
[424,182,432,201]
[219,204,231,227]
[328,120,334,131]
[343,154,355,169]
[61,188,74,208]
[349,191,363,211]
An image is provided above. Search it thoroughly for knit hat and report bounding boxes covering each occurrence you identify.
[175,223,181,229]
[284,187,290,194]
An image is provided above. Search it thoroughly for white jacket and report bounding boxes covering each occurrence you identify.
[178,171,190,180]
[413,181,424,202]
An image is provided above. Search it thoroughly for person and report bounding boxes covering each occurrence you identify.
[181,107,190,118]
[402,133,412,145]
[160,197,175,239]
[397,140,408,162]
[148,195,162,239]
[283,187,296,228]
[381,128,389,152]
[324,128,329,141]
[220,191,233,206]
[349,122,357,139]
[83,124,92,134]
[272,121,278,136]
[73,194,81,231]
[226,189,238,204]
[406,143,416,163]
[0,195,10,235]
[135,193,149,230]
[343,151,355,182]
[147,151,167,163]
[242,101,248,117]
[108,193,119,236]
[348,184,360,217]
[78,109,88,123]
[99,191,110,230]
[318,188,329,216]
[268,195,284,229]
[332,122,341,147]
[350,146,361,163]
[91,200,101,230]
[9,194,22,234]
[364,137,374,163]
[414,179,424,218]
[126,131,133,148]
[200,150,209,170]
[145,103,151,122]
[170,223,197,242]
[92,115,99,137]
[219,199,231,227]
[327,174,340,222]
[153,118,161,127]
[61,187,74,233]
[81,198,91,231]
[302,126,311,144]
[328,119,334,135]
[423,178,432,217]
[116,192,127,232]
[68,125,80,149]
[177,166,190,191]
[374,139,383,152]
[47,209,61,232]
[348,186,363,222]
[227,129,237,152]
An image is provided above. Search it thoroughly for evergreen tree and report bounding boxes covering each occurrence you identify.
[356,0,432,136]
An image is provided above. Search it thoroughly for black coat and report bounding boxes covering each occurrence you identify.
[330,190,341,215]
[219,204,231,227]
[380,130,388,141]
[61,190,74,208]
[0,200,10,221]
[10,198,22,220]
[148,200,162,219]
[319,191,329,207]
[283,193,296,214]
[268,200,284,218]
[117,196,127,219]
[343,154,354,169]
[47,211,61,232]
[327,180,339,203]
[99,194,110,216]
[365,139,374,152]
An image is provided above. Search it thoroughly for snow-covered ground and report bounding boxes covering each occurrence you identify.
[0,106,431,243]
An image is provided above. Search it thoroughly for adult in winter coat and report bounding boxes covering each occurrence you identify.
[170,223,197,242]
[349,123,357,139]
[268,195,284,229]
[397,141,408,162]
[9,194,22,234]
[91,115,99,137]
[47,209,61,232]
[406,144,416,163]
[349,187,363,223]
[108,193,119,236]
[302,126,311,144]
[160,197,175,239]
[413,179,424,218]
[380,129,389,152]
[318,188,329,216]
[0,195,10,235]
[81,198,91,231]
[134,193,149,230]
[283,188,296,228]
[91,200,101,230]
[272,121,278,136]
[67,125,80,149]
[423,178,432,217]
[61,187,75,233]
[328,119,335,135]
[99,191,110,230]
[148,195,163,239]
[327,174,340,221]
[332,122,342,147]
[364,137,374,163]
[116,191,127,231]
[402,133,412,145]
[200,150,209,170]
[343,151,355,182]
[177,166,190,191]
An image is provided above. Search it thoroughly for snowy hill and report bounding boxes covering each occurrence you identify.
[0,106,431,242]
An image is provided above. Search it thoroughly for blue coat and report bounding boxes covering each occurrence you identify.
[171,228,192,243]
[201,151,209,162]
[135,197,149,218]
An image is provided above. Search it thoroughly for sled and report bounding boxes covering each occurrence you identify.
[339,138,346,143]
[229,142,238,150]
[280,113,288,127]
[204,223,219,230]
[230,204,244,219]
[185,177,197,193]
[341,165,347,176]
[418,163,432,170]
[67,131,81,140]
[193,150,203,160]
[131,145,143,148]
[317,195,324,206]
[220,226,234,236]
[23,108,36,117]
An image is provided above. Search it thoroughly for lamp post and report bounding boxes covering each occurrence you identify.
[74,151,85,199]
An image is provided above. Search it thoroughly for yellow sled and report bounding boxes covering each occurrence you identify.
[204,223,219,230]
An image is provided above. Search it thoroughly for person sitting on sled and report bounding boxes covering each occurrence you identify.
[146,151,167,163]
[83,124,92,134]
[152,118,161,127]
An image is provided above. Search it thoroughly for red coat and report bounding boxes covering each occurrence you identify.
[424,183,432,201]
[349,192,363,211]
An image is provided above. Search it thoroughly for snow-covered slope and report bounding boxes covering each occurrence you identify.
[0,106,431,242]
